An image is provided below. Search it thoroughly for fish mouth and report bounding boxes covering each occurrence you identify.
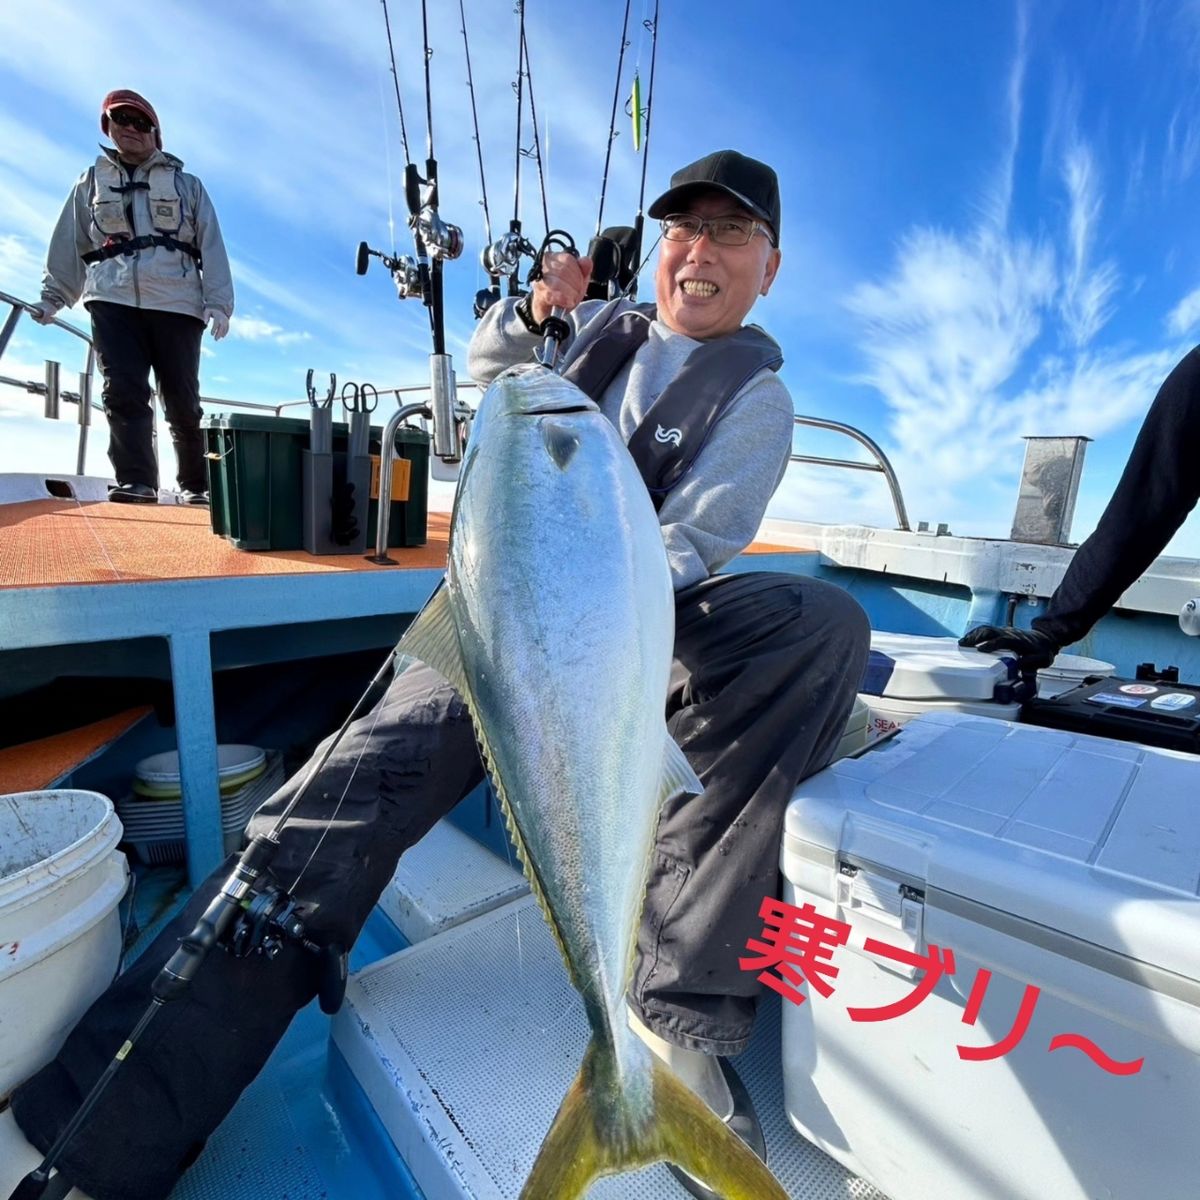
[497,364,602,416]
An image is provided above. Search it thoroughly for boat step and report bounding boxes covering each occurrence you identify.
[377,819,528,944]
[332,897,890,1200]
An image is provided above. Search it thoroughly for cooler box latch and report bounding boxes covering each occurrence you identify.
[836,864,925,979]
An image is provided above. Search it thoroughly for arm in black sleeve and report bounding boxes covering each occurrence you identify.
[1032,346,1200,647]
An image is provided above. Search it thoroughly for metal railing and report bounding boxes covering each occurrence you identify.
[4,287,911,536]
[0,288,99,475]
[0,287,476,479]
[791,414,910,531]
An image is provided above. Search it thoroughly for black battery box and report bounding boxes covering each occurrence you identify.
[1023,665,1200,753]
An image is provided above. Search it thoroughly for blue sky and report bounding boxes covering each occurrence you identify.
[3,0,1200,552]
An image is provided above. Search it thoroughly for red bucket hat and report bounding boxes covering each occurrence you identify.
[100,89,162,149]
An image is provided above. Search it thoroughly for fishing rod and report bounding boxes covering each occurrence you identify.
[626,0,660,302]
[460,0,506,318]
[479,0,538,304]
[520,20,550,238]
[596,0,633,240]
[358,0,468,467]
[586,0,659,302]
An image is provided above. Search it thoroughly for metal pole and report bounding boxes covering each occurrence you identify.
[44,360,60,419]
[76,369,92,476]
[369,402,432,564]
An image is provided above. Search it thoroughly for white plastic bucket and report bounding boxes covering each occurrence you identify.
[1037,653,1115,699]
[0,790,128,1098]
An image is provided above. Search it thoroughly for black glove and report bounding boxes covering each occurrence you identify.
[959,625,1060,670]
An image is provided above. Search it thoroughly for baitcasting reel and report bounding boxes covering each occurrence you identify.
[414,209,464,261]
[406,164,463,262]
[355,242,423,299]
[481,229,535,280]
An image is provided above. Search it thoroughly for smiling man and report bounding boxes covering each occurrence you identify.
[468,149,868,1198]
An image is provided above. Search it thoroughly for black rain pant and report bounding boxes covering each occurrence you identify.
[89,300,207,493]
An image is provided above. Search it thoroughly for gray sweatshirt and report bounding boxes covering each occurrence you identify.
[41,146,234,322]
[467,297,795,590]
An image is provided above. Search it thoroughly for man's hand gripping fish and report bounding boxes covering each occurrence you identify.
[395,365,788,1199]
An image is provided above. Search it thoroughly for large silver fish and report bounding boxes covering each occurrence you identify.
[396,364,788,1199]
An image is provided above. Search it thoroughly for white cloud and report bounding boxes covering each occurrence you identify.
[229,314,311,346]
[1167,285,1200,335]
[1059,143,1119,347]
[984,0,1028,231]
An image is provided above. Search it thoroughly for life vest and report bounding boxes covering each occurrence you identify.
[83,155,201,265]
[561,302,784,508]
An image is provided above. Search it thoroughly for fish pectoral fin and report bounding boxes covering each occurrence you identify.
[519,1049,788,1200]
[395,583,470,697]
[660,733,703,806]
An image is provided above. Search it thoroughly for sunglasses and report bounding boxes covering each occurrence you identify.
[108,108,155,134]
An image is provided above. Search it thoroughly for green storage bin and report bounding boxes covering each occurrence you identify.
[203,413,429,552]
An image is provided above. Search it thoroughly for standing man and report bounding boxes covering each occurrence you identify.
[33,89,234,505]
[6,152,868,1200]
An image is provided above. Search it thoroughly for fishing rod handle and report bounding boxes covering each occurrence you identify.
[538,307,571,369]
[154,835,279,1001]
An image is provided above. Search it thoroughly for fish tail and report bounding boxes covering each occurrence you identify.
[520,1041,788,1200]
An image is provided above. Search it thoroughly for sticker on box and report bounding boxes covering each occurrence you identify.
[1118,683,1158,695]
[1149,692,1198,711]
[1085,692,1149,709]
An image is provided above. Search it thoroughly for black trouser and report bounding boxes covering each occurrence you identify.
[12,572,869,1200]
[89,300,207,492]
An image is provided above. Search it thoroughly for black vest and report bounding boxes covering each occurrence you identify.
[561,301,783,508]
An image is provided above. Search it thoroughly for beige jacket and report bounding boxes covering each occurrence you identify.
[40,146,234,321]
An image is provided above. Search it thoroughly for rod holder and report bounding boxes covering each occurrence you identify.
[43,360,60,419]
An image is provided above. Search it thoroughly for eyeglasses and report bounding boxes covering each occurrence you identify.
[661,213,776,248]
[108,108,155,134]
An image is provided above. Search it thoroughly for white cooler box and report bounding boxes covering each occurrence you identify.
[860,632,1021,740]
[781,711,1200,1200]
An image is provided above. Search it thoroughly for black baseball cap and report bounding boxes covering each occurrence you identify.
[648,150,780,244]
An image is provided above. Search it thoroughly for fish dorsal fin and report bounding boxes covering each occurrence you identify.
[395,584,471,698]
[660,734,703,806]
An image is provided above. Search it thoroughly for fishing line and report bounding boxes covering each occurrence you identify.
[378,71,397,255]
[458,0,493,245]
[512,0,526,227]
[596,0,633,238]
[380,0,412,163]
[520,20,550,234]
[285,660,400,895]
[634,0,659,220]
[624,0,660,300]
[420,0,435,163]
[620,231,662,299]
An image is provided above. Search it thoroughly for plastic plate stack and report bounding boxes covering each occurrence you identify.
[116,745,284,865]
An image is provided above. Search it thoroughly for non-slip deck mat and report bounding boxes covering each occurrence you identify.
[0,501,451,588]
[335,897,889,1200]
[0,498,806,591]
